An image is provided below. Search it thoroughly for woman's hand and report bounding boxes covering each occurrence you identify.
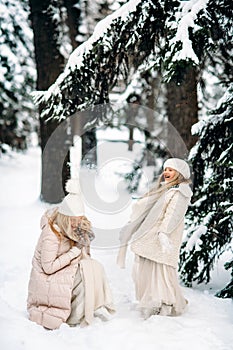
[75,233,90,249]
[158,232,172,252]
[81,246,90,259]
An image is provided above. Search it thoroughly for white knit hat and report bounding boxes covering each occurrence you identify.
[163,158,191,179]
[58,178,85,217]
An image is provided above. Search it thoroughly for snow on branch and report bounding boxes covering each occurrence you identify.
[31,0,211,121]
[170,0,209,64]
[191,83,233,136]
[185,225,207,252]
[41,0,141,102]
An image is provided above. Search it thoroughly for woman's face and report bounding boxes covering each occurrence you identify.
[70,216,84,230]
[163,167,178,183]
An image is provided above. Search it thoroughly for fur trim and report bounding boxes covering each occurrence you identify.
[65,178,81,194]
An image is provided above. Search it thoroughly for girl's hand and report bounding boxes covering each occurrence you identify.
[158,232,172,252]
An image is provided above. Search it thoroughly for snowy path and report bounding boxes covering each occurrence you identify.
[0,147,232,350]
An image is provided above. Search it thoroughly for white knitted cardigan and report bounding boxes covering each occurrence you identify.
[117,183,192,268]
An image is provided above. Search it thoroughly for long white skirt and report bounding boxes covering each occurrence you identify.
[132,255,187,318]
[67,258,115,326]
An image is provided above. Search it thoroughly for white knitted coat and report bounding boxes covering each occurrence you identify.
[117,183,192,268]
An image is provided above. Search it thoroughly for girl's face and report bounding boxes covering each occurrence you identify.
[70,216,84,230]
[163,167,178,183]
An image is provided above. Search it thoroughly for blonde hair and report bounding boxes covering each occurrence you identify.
[144,171,191,198]
[48,209,92,243]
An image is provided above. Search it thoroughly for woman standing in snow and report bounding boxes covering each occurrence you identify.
[27,179,115,330]
[117,158,192,318]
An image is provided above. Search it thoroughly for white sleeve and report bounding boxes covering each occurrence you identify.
[158,190,189,235]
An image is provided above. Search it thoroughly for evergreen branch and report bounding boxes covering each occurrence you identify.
[31,0,224,121]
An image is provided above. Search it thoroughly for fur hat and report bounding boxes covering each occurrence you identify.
[163,158,191,179]
[58,178,85,217]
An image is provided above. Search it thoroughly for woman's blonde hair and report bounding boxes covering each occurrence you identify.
[49,209,92,243]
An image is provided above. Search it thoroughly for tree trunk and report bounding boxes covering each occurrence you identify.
[81,129,97,167]
[166,66,198,158]
[145,75,161,166]
[128,126,134,151]
[64,0,82,47]
[64,0,97,168]
[29,0,71,203]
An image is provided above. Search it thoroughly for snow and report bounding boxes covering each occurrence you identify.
[170,0,209,65]
[0,146,232,350]
[185,225,207,251]
[216,83,233,109]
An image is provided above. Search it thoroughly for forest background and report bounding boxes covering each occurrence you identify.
[0,0,232,298]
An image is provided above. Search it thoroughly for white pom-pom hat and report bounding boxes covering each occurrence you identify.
[163,158,191,179]
[58,178,85,217]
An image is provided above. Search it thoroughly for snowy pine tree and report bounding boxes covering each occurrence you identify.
[0,0,36,153]
[179,84,233,298]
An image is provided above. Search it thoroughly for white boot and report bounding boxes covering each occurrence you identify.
[94,307,112,322]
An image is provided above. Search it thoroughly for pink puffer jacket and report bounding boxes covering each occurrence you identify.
[27,210,81,329]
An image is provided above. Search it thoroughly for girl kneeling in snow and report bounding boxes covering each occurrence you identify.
[117,158,192,319]
[27,179,115,330]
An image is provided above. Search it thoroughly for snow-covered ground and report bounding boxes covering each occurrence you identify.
[0,146,232,350]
